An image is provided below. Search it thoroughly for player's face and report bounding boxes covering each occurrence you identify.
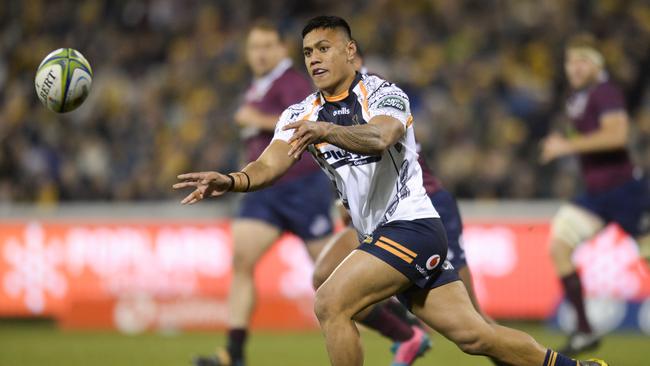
[303,28,356,95]
[246,28,286,77]
[565,50,599,89]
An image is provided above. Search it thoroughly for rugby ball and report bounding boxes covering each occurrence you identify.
[35,48,93,113]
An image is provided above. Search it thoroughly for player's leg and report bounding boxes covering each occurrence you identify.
[549,203,604,355]
[315,217,458,366]
[229,218,282,324]
[314,249,413,366]
[312,227,426,366]
[407,280,607,366]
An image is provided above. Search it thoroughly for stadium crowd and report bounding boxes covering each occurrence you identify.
[1,0,649,204]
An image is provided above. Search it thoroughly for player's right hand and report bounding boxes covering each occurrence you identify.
[173,171,231,204]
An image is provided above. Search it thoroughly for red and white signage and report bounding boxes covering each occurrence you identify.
[1,219,648,331]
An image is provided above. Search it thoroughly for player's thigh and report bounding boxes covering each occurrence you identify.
[231,219,282,270]
[550,203,604,248]
[312,227,359,289]
[409,280,491,345]
[315,249,411,320]
[304,233,337,262]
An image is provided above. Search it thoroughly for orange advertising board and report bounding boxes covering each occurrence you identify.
[0,220,648,331]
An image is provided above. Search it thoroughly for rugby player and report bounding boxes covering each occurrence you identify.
[176,16,608,366]
[310,42,496,366]
[192,20,335,366]
[540,33,650,356]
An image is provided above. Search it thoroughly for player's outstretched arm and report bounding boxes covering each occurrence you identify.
[173,140,297,204]
[283,115,404,158]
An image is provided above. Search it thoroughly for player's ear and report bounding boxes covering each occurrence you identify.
[346,40,357,62]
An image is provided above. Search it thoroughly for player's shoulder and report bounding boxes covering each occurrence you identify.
[360,74,409,103]
[589,78,625,109]
[359,74,410,116]
[591,78,623,98]
[360,74,405,93]
[279,91,320,123]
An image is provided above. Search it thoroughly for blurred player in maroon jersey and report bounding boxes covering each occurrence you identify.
[193,20,336,366]
[541,34,650,356]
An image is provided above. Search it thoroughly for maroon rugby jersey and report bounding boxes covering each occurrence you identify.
[565,77,634,193]
[418,155,443,195]
[242,59,319,182]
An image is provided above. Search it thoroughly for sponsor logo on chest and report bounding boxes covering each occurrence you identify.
[333,107,350,116]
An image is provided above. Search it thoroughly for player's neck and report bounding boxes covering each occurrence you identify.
[321,71,357,99]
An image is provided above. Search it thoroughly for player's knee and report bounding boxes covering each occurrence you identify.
[549,237,572,262]
[313,285,344,324]
[231,249,257,274]
[313,289,334,323]
[550,205,602,251]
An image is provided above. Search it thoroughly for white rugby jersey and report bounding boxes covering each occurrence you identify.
[273,73,438,235]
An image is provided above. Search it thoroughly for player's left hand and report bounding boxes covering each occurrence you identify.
[283,120,332,159]
[540,133,574,164]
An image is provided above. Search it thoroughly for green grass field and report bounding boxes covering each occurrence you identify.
[1,320,648,366]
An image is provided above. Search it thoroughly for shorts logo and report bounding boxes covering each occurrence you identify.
[426,255,441,270]
[375,236,417,264]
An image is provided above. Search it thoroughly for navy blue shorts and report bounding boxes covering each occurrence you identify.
[573,175,650,237]
[357,218,460,309]
[238,171,334,241]
[429,189,467,269]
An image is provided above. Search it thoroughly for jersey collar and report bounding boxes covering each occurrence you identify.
[319,72,363,104]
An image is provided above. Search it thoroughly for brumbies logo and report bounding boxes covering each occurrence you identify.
[378,96,406,112]
[426,255,441,270]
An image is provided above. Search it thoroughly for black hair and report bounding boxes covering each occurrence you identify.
[301,15,352,40]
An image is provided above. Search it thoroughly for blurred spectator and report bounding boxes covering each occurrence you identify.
[0,0,648,203]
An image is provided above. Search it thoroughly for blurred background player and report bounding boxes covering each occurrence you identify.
[311,41,497,366]
[193,20,335,366]
[540,33,650,356]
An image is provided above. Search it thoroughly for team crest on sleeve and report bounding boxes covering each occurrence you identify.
[377,96,407,112]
